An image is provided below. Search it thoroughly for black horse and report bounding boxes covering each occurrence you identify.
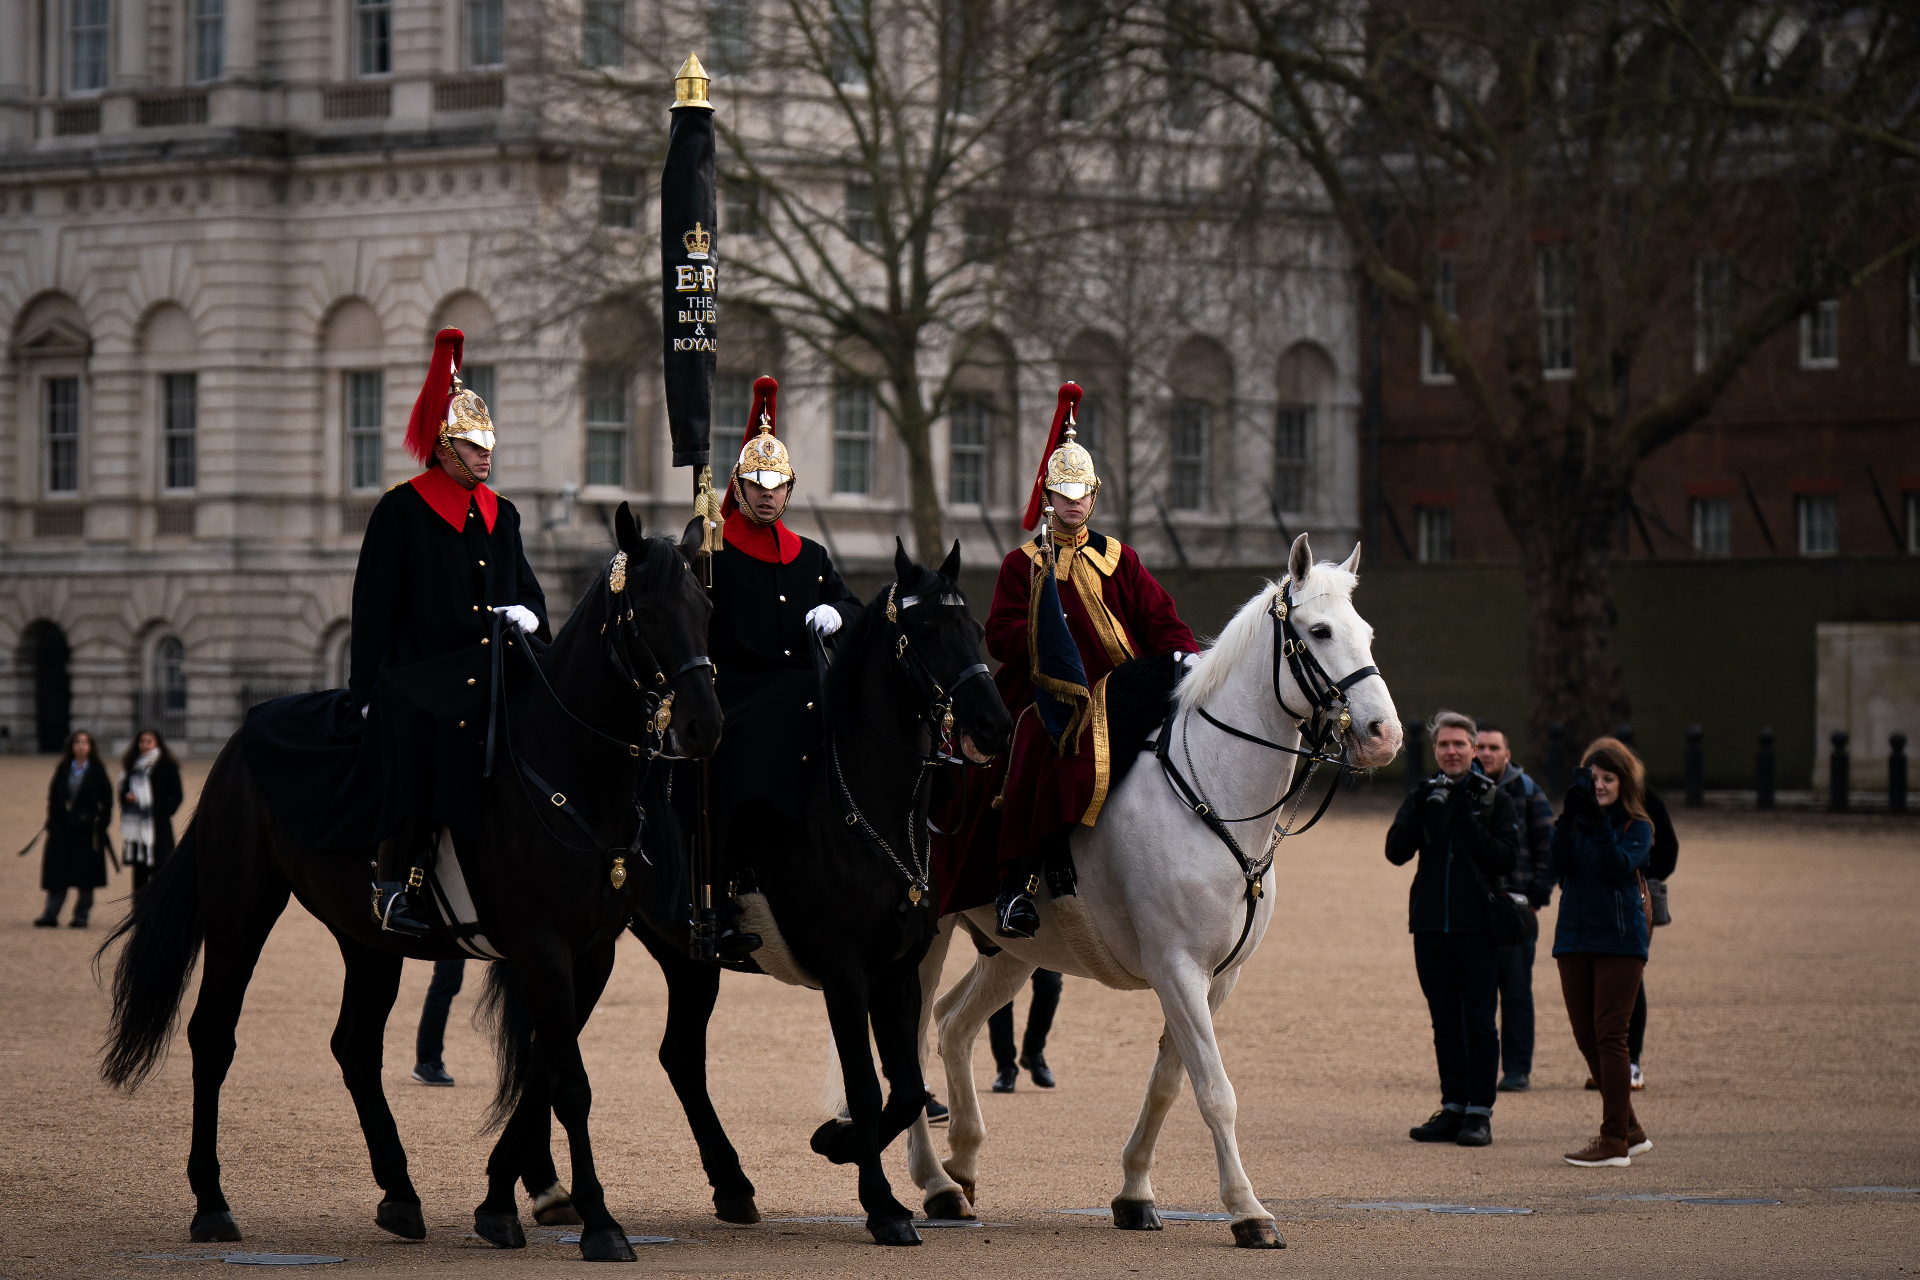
[484,540,1012,1245]
[98,505,719,1262]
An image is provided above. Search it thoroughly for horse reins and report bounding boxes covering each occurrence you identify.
[1156,576,1381,975]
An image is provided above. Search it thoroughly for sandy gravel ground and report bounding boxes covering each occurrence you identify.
[3,754,1916,1279]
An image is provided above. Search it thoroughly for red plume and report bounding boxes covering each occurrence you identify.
[406,328,465,465]
[722,375,780,517]
[1022,381,1083,531]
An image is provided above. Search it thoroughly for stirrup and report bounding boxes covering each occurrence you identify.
[380,880,434,938]
[995,889,1039,940]
[716,928,763,959]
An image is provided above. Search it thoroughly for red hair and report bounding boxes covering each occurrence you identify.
[405,328,464,465]
[1021,381,1083,531]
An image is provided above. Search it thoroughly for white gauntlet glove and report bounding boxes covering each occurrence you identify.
[805,605,843,637]
[1176,650,1201,667]
[493,604,539,634]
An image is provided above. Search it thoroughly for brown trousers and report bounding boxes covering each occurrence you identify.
[1557,952,1646,1142]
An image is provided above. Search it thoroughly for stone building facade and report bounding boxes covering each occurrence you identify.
[0,0,1361,754]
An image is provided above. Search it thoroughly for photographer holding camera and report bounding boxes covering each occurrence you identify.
[1386,711,1523,1148]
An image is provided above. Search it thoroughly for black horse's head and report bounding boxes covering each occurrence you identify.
[608,503,721,760]
[881,538,1012,761]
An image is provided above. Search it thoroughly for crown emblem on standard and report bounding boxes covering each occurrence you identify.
[683,222,712,259]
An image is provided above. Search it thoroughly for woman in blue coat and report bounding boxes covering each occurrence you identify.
[1551,737,1654,1168]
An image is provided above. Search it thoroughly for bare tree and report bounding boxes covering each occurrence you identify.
[1126,0,1920,748]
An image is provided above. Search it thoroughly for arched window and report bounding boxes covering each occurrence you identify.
[139,634,189,740]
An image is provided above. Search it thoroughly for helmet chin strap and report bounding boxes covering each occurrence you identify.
[733,476,791,525]
[439,436,479,489]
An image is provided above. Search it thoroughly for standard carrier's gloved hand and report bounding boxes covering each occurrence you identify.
[1175,650,1201,668]
[805,605,843,637]
[493,604,539,634]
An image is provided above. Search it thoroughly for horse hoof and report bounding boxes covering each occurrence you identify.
[1111,1198,1164,1231]
[868,1217,923,1246]
[189,1210,242,1243]
[473,1210,526,1249]
[714,1195,761,1225]
[923,1190,975,1221]
[1232,1218,1286,1249]
[579,1227,638,1261]
[533,1201,582,1226]
[375,1198,426,1240]
[809,1118,856,1165]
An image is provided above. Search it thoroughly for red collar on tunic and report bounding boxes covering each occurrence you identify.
[411,466,498,534]
[724,508,801,564]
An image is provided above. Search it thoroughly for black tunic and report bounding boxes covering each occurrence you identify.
[708,536,861,821]
[43,759,113,891]
[241,476,548,849]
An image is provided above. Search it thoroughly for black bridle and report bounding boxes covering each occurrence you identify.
[488,546,715,884]
[829,581,994,905]
[1156,575,1381,974]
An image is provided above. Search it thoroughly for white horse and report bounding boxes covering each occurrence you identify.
[903,533,1402,1249]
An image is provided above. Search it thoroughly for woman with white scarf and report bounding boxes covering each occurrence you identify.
[120,729,184,897]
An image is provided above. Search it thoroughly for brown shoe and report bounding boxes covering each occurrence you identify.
[1563,1135,1631,1167]
[1626,1124,1652,1156]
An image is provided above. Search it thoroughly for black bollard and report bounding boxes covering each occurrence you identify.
[1404,720,1428,791]
[1756,728,1775,811]
[1829,730,1850,814]
[1891,732,1909,815]
[1684,725,1705,808]
[1546,721,1568,797]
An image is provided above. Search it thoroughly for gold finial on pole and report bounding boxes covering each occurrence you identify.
[674,53,714,110]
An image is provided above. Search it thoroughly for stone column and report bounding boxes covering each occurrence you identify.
[115,0,151,87]
[225,0,258,79]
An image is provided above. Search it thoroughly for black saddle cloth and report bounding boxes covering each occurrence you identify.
[1102,652,1183,798]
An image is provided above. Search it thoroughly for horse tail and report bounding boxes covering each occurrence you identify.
[476,959,534,1131]
[97,818,205,1091]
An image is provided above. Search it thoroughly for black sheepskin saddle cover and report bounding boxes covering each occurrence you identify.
[1100,652,1183,799]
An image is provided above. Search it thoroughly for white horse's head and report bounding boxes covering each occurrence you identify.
[1179,533,1402,768]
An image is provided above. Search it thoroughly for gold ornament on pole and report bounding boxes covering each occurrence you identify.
[694,465,727,553]
[674,53,713,110]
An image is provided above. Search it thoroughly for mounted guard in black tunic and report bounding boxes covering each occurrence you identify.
[240,327,549,932]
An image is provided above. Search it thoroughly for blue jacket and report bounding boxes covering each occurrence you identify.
[1549,804,1652,959]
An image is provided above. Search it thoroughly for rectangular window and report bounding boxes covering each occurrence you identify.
[1690,496,1730,558]
[163,374,198,491]
[1074,395,1100,455]
[1796,493,1838,555]
[830,0,870,86]
[962,208,1007,263]
[468,0,504,67]
[1907,492,1920,554]
[723,181,761,238]
[356,0,393,76]
[70,0,109,91]
[463,363,496,410]
[1273,405,1312,512]
[1537,244,1575,376]
[1800,299,1839,369]
[193,0,225,82]
[1416,506,1454,562]
[1165,47,1203,131]
[1421,255,1457,383]
[583,0,624,67]
[845,183,876,246]
[949,396,989,505]
[599,168,639,229]
[346,371,384,490]
[833,380,874,495]
[709,0,752,76]
[1168,398,1208,510]
[1695,254,1732,372]
[45,377,80,494]
[1058,0,1100,122]
[1909,255,1919,365]
[712,373,753,470]
[585,366,629,487]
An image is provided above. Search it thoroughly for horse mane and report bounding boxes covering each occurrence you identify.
[822,562,950,732]
[549,534,682,653]
[1175,560,1358,713]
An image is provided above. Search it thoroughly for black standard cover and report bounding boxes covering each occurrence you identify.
[705,538,861,821]
[662,102,718,469]
[240,481,548,850]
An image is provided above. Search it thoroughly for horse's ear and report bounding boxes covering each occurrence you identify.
[679,516,705,561]
[614,501,642,553]
[894,537,915,582]
[1340,541,1362,576]
[939,539,961,581]
[1287,532,1313,583]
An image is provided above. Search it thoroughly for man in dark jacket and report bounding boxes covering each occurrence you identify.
[1386,710,1521,1147]
[1474,723,1554,1092]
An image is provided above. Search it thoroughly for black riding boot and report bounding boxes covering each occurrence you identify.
[374,821,437,938]
[711,818,762,961]
[995,873,1039,939]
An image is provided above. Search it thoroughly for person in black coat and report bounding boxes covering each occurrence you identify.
[241,328,548,935]
[1385,711,1522,1147]
[36,730,115,927]
[702,377,862,958]
[119,728,185,898]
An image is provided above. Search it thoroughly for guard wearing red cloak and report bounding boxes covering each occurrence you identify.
[931,383,1198,937]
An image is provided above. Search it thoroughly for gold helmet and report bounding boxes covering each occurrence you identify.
[731,375,792,493]
[441,376,496,454]
[1045,419,1098,501]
